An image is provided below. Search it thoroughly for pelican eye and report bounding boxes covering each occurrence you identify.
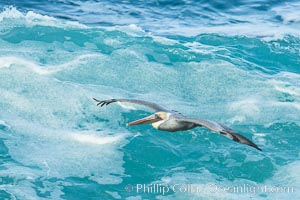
[155,114,161,119]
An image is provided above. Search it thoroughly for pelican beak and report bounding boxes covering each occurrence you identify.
[127,114,162,126]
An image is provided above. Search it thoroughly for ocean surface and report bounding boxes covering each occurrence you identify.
[0,0,299,199]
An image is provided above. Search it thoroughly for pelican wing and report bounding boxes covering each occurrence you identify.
[180,118,262,151]
[93,98,170,112]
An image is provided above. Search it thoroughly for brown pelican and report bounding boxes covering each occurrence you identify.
[93,98,262,151]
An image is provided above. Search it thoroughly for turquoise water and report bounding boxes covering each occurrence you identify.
[0,1,300,199]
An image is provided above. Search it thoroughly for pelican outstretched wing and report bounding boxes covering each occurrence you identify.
[93,98,170,112]
[180,118,262,151]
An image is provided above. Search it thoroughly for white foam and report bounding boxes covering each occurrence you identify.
[106,191,121,199]
[0,6,86,28]
[268,79,300,96]
[157,163,300,199]
[107,24,146,37]
[150,35,178,45]
[153,22,300,41]
[270,101,300,110]
[0,89,32,112]
[69,0,300,39]
[272,2,300,24]
[52,53,104,72]
[68,131,124,145]
[1,5,300,41]
[274,85,299,96]
[254,133,266,137]
[0,164,66,200]
[117,102,139,110]
[0,56,55,75]
[0,120,10,129]
[228,98,261,123]
[106,24,178,45]
[26,11,86,28]
[0,54,102,75]
[3,124,128,185]
[102,23,179,46]
[103,38,122,47]
[265,161,300,198]
[223,67,300,125]
[229,98,300,124]
[158,171,260,200]
[277,71,300,79]
[0,6,23,21]
[184,41,224,54]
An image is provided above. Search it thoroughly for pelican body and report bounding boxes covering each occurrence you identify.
[93,98,262,151]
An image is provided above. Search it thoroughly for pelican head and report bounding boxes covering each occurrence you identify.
[127,112,169,128]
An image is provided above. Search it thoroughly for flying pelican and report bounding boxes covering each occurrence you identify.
[93,98,262,151]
